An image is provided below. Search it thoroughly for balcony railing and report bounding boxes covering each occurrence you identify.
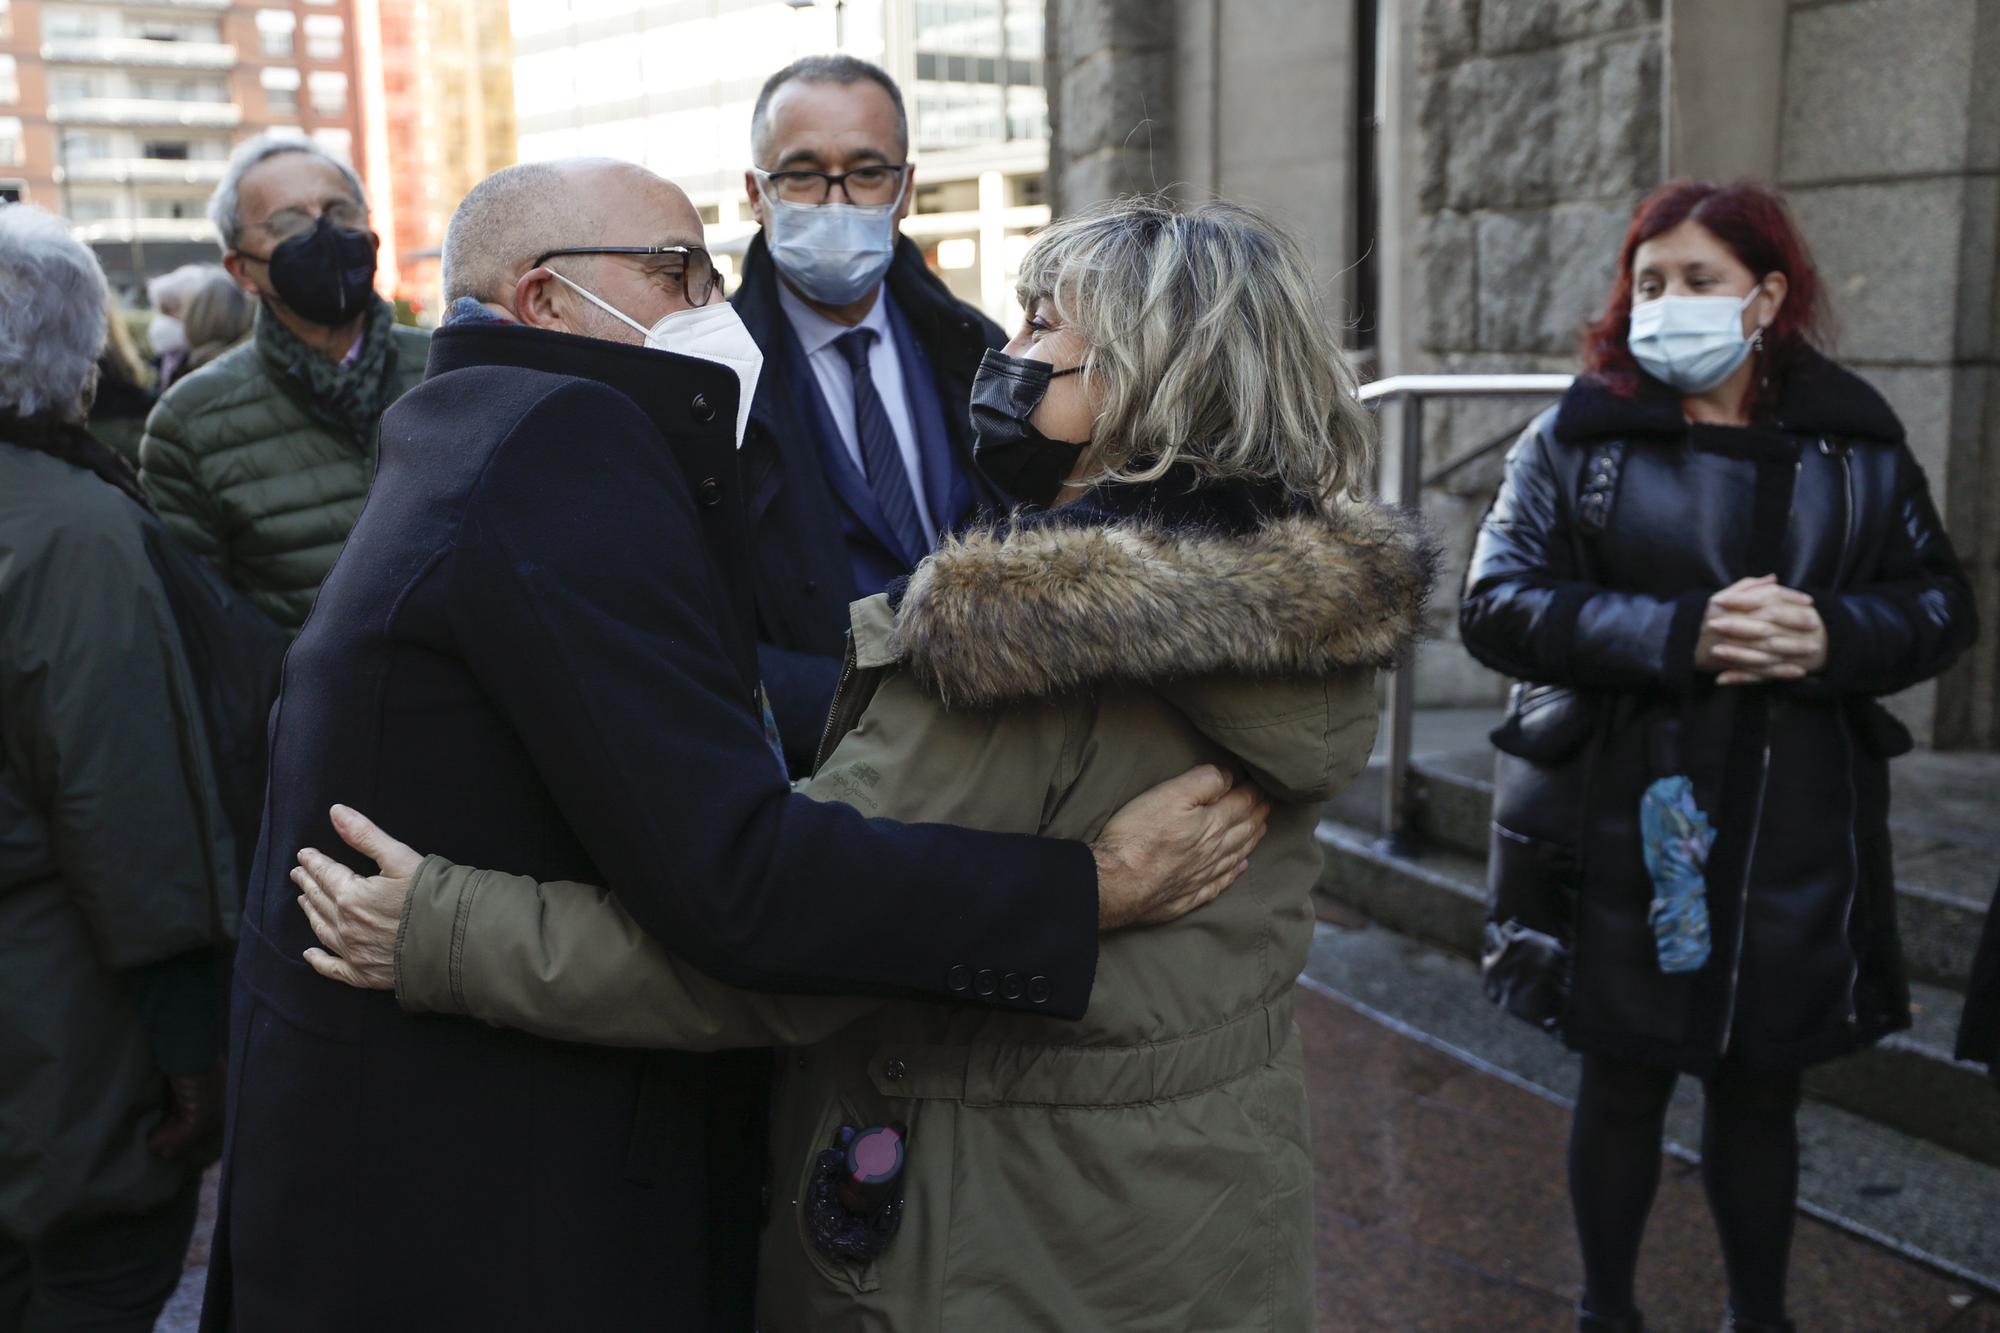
[54,0,231,10]
[1359,373,1575,854]
[42,37,237,69]
[46,98,242,128]
[71,216,216,244]
[58,157,227,185]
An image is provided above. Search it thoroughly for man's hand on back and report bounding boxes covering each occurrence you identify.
[1092,765,1271,929]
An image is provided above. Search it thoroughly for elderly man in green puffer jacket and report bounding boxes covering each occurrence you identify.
[140,134,429,632]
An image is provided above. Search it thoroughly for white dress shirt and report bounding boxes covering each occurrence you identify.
[776,279,937,545]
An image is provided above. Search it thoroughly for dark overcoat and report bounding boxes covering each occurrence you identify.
[201,323,1098,1332]
[733,234,1004,772]
[1461,350,1976,1074]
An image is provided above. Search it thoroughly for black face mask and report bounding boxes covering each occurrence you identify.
[247,215,378,327]
[968,347,1088,508]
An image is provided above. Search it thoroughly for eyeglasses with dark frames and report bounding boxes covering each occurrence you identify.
[531,244,721,308]
[755,164,910,207]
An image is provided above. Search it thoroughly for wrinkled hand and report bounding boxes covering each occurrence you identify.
[1693,575,1828,685]
[1092,765,1271,929]
[294,804,422,991]
[147,1059,224,1164]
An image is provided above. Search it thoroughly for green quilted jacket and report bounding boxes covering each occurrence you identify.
[138,315,430,631]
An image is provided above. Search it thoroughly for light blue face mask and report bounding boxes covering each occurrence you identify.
[1627,283,1767,394]
[757,169,910,306]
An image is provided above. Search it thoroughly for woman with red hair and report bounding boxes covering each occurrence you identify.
[1461,179,1977,1332]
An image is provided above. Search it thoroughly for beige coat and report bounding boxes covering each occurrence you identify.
[394,497,1433,1331]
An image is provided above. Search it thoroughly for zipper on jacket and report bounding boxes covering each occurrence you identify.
[1838,715,1863,1026]
[812,633,861,775]
[1717,737,1773,1056]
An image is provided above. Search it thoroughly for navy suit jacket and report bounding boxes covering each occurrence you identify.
[734,233,1005,774]
[202,322,1094,1332]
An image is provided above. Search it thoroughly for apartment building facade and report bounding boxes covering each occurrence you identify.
[0,0,363,290]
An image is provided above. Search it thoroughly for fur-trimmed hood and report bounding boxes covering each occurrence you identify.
[872,495,1436,798]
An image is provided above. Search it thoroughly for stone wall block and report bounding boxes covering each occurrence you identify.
[1956,175,1998,362]
[1789,179,1967,366]
[1779,0,1980,183]
[1420,0,1479,68]
[1060,149,1170,211]
[1418,69,1451,213]
[1445,52,1559,211]
[1554,0,1662,41]
[1054,49,1175,168]
[1594,37,1662,195]
[1416,209,1479,353]
[1544,204,1630,351]
[1477,0,1557,54]
[1473,210,1552,351]
[1054,0,1172,61]
[1549,46,1601,197]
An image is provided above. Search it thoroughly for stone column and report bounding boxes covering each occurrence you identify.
[1774,0,2000,747]
[1045,0,1177,214]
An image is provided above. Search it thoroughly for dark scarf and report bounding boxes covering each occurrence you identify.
[255,295,400,445]
[0,410,153,510]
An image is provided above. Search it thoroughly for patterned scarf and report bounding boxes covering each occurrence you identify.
[255,295,400,445]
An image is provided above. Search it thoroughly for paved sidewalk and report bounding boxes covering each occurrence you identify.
[158,985,1995,1331]
[1298,983,1998,1332]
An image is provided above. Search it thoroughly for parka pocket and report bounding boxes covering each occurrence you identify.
[790,1096,885,1294]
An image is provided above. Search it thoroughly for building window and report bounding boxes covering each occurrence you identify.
[304,15,344,62]
[0,117,20,167]
[257,10,296,59]
[143,140,191,161]
[261,66,301,116]
[0,181,24,204]
[0,55,16,105]
[308,70,347,118]
[0,1,13,41]
[311,126,351,163]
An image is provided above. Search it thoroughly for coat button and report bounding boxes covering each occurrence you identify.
[1027,976,1051,1004]
[883,1058,907,1082]
[1001,973,1023,1000]
[973,969,997,996]
[691,392,716,422]
[804,579,820,595]
[947,965,971,992]
[698,477,722,507]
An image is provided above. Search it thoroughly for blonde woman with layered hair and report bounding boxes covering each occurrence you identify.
[292,197,1436,1330]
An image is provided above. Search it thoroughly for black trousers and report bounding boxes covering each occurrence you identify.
[0,1175,200,1333]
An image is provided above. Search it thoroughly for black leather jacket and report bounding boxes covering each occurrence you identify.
[1462,350,1977,1072]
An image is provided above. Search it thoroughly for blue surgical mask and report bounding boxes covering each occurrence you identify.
[757,170,909,306]
[1627,284,1766,394]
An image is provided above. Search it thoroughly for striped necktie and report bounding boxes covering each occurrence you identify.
[833,327,928,563]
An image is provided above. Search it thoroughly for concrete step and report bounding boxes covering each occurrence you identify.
[1330,746,1997,992]
[1300,915,2000,1296]
[1315,818,2000,1170]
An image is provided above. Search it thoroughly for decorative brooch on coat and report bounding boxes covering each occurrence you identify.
[1640,775,1717,974]
[806,1122,908,1264]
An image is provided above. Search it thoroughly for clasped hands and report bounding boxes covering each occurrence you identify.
[1693,574,1828,686]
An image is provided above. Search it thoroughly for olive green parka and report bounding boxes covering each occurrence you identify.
[137,310,428,631]
[393,496,1434,1331]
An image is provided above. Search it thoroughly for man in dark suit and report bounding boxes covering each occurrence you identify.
[200,158,1264,1332]
[733,55,1007,773]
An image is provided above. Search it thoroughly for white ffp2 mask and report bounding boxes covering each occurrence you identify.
[550,272,764,448]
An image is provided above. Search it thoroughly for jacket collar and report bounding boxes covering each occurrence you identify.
[423,319,738,427]
[733,231,989,430]
[885,481,1439,708]
[1554,346,1905,446]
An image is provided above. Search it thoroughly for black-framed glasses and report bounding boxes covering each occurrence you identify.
[532,244,720,308]
[756,164,909,206]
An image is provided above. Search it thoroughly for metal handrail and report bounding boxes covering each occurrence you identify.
[1361,373,1574,855]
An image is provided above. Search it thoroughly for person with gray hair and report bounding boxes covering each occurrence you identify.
[197,160,1267,1331]
[136,133,430,631]
[145,261,212,389]
[0,204,242,1332]
[290,195,1433,1331]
